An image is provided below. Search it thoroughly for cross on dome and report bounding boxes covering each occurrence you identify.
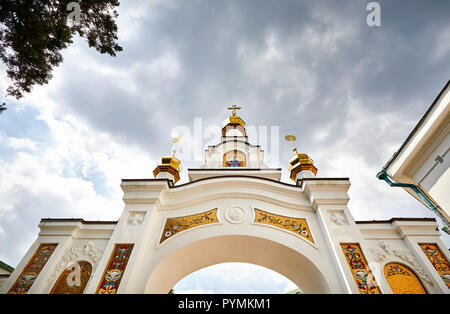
[227,105,241,116]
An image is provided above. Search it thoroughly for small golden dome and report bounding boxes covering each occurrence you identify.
[289,148,317,181]
[153,151,182,184]
[222,105,246,136]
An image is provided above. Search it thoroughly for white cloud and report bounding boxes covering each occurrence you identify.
[173,263,299,294]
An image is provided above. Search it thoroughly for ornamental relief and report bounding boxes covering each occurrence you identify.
[159,208,219,244]
[253,208,314,244]
[370,241,432,286]
[48,241,103,283]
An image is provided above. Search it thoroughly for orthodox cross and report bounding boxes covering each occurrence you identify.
[227,105,241,116]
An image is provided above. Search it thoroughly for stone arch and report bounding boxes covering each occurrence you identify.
[50,260,92,294]
[144,235,331,294]
[384,262,427,294]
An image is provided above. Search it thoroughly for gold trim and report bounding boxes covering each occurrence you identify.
[153,165,180,183]
[160,209,219,244]
[290,164,318,181]
[253,209,314,243]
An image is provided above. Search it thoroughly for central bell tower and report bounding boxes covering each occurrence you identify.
[188,106,282,181]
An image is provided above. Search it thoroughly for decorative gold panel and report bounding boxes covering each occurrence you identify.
[50,261,92,294]
[340,243,381,294]
[253,209,314,244]
[384,263,427,294]
[8,243,58,294]
[96,244,134,294]
[160,209,219,244]
[419,243,450,288]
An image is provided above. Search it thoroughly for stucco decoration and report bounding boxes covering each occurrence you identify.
[159,208,219,244]
[8,243,58,294]
[49,242,103,283]
[328,211,348,225]
[384,262,427,294]
[224,207,248,224]
[370,241,432,286]
[419,243,450,288]
[253,208,314,244]
[341,243,381,294]
[128,211,146,225]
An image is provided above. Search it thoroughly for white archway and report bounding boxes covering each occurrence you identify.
[144,235,331,294]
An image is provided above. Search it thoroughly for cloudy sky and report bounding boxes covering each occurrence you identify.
[0,0,449,293]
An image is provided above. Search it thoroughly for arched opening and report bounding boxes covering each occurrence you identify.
[172,262,301,294]
[144,235,330,294]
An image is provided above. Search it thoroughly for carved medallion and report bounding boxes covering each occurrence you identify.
[225,207,247,224]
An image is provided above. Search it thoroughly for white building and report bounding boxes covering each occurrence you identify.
[2,107,450,294]
[378,80,450,233]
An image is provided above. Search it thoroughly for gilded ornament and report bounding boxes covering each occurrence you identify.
[340,243,381,294]
[253,209,314,244]
[96,244,134,294]
[419,243,450,288]
[159,209,219,244]
[384,263,427,294]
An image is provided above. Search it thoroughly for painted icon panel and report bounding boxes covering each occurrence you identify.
[8,243,58,294]
[340,243,381,294]
[96,244,134,294]
[419,243,450,288]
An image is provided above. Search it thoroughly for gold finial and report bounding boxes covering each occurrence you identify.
[227,105,241,117]
[285,134,317,181]
[171,136,183,157]
[284,134,299,153]
[284,134,297,142]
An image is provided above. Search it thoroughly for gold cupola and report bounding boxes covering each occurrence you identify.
[285,135,317,182]
[153,137,182,183]
[222,105,247,136]
[289,148,318,181]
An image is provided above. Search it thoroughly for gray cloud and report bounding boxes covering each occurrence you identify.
[2,0,450,267]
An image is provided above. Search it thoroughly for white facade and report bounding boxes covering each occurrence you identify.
[2,112,450,294]
[380,80,450,228]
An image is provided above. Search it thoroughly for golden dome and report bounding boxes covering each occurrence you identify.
[289,148,317,181]
[153,155,182,183]
[222,105,246,136]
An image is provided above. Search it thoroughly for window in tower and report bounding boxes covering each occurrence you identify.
[223,150,246,167]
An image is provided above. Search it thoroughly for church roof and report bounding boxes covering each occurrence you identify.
[0,260,14,273]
